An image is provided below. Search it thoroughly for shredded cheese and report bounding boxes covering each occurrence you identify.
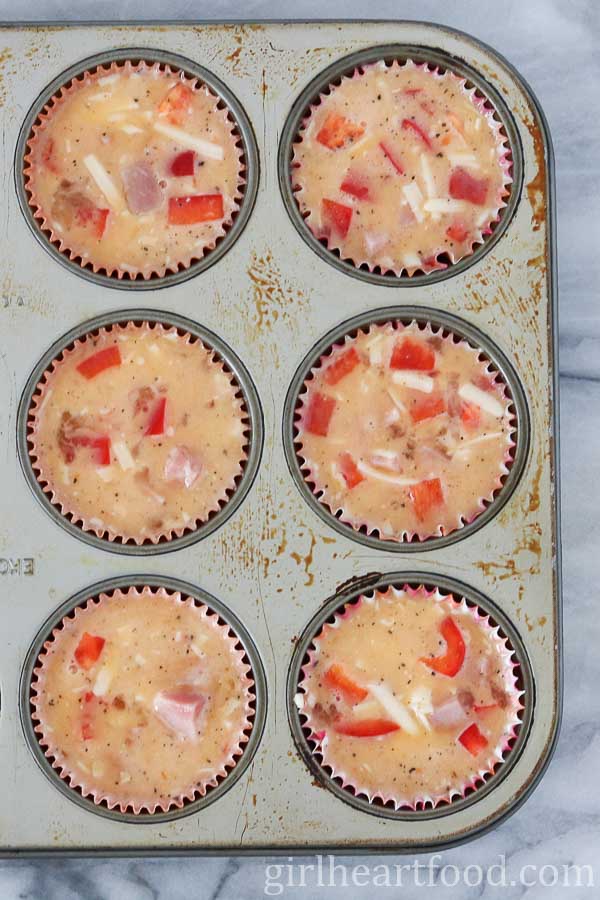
[368,683,419,735]
[387,386,407,413]
[458,382,505,417]
[152,121,224,160]
[356,461,419,486]
[391,371,434,393]
[402,183,424,222]
[112,440,135,471]
[83,154,124,210]
[409,686,433,731]
[423,198,468,214]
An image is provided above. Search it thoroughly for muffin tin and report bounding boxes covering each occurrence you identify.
[0,20,560,855]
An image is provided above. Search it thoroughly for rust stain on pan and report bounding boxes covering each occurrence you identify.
[290,531,317,587]
[475,522,542,581]
[523,115,547,232]
[246,250,307,332]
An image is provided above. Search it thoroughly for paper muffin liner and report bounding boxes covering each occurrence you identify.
[30,585,256,815]
[23,59,246,281]
[26,321,250,546]
[295,583,525,812]
[291,58,513,277]
[293,319,517,544]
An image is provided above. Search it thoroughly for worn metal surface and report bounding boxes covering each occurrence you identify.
[0,20,560,855]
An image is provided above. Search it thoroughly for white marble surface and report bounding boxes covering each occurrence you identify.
[0,0,598,897]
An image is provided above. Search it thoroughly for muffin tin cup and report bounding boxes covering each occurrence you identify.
[16,309,264,555]
[283,306,530,552]
[287,571,534,822]
[278,43,524,287]
[15,48,260,290]
[19,575,268,825]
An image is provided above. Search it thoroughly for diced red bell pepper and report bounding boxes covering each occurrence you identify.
[158,82,193,125]
[449,168,489,205]
[410,395,446,424]
[446,221,470,243]
[316,113,365,150]
[390,337,435,371]
[168,194,224,225]
[334,718,400,737]
[473,373,496,392]
[458,723,489,756]
[460,401,481,428]
[81,721,94,741]
[338,452,365,489]
[70,434,112,466]
[324,663,368,704]
[401,118,433,150]
[74,633,106,670]
[76,205,109,239]
[340,171,370,201]
[92,435,111,466]
[322,199,353,239]
[76,346,122,380]
[422,255,447,271]
[420,616,466,677]
[41,138,60,175]
[403,88,422,96]
[379,140,405,175]
[81,691,96,740]
[473,703,499,714]
[410,477,445,522]
[170,150,195,176]
[145,397,167,436]
[304,392,336,437]
[324,347,360,385]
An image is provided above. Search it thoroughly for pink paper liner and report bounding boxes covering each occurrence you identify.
[294,319,517,543]
[30,586,256,815]
[295,584,525,812]
[26,321,250,546]
[23,59,246,281]
[291,58,513,277]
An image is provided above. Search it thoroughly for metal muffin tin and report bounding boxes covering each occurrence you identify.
[283,305,530,551]
[14,47,260,291]
[19,574,267,825]
[287,571,534,820]
[16,308,264,555]
[0,20,560,856]
[278,43,523,287]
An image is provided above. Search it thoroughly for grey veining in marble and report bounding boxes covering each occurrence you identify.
[0,0,599,897]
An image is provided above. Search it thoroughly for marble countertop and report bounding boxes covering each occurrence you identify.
[0,0,598,897]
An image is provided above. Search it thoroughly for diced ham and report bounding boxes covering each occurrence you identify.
[153,689,206,740]
[369,450,403,472]
[430,695,469,729]
[164,446,202,488]
[121,162,161,215]
[449,168,489,205]
[157,82,193,125]
[364,231,389,255]
[340,170,370,201]
[316,113,365,150]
